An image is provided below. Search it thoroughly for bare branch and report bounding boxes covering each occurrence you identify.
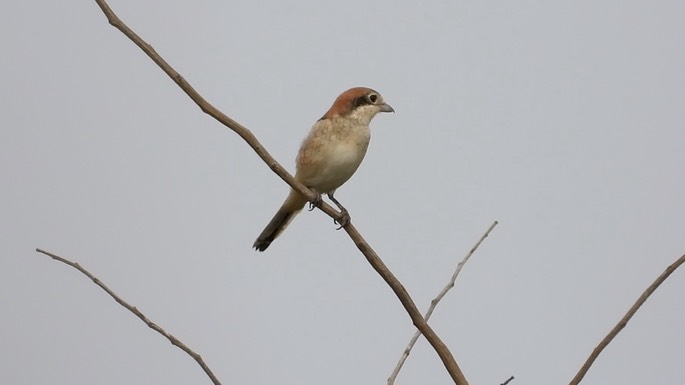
[388,221,498,385]
[500,375,515,385]
[569,252,685,385]
[35,248,222,385]
[92,0,322,215]
[91,1,469,384]
[343,224,469,385]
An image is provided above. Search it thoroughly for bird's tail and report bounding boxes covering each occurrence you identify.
[253,190,307,251]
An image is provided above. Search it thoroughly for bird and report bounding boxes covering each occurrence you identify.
[253,87,394,251]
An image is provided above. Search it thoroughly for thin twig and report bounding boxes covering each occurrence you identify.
[92,1,469,384]
[569,252,685,385]
[35,248,222,385]
[343,224,469,385]
[388,221,498,385]
[501,375,515,385]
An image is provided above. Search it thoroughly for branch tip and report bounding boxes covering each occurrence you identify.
[569,253,685,385]
[36,247,223,385]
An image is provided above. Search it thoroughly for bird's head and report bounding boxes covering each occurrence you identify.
[320,87,394,125]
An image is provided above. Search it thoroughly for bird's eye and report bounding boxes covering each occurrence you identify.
[368,94,378,103]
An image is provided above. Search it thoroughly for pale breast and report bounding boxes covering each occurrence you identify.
[296,120,371,193]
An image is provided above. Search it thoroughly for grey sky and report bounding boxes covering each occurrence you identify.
[2,1,684,384]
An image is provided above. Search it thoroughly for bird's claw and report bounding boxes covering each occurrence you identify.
[308,193,322,211]
[334,209,350,230]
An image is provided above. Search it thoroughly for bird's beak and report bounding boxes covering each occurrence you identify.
[379,103,395,113]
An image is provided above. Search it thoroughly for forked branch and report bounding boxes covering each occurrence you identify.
[91,1,468,384]
[388,221,498,385]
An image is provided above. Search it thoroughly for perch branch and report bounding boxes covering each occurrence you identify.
[35,248,222,385]
[92,1,468,384]
[569,252,685,385]
[388,221,498,385]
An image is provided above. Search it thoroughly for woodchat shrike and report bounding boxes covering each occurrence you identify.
[253,87,394,251]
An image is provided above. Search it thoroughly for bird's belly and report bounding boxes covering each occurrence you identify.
[313,142,366,192]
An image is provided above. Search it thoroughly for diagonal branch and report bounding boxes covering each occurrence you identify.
[92,0,326,217]
[35,248,222,385]
[569,252,685,385]
[92,1,468,384]
[388,221,498,385]
[343,225,469,385]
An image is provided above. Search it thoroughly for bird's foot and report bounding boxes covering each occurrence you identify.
[334,208,350,230]
[308,192,322,211]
